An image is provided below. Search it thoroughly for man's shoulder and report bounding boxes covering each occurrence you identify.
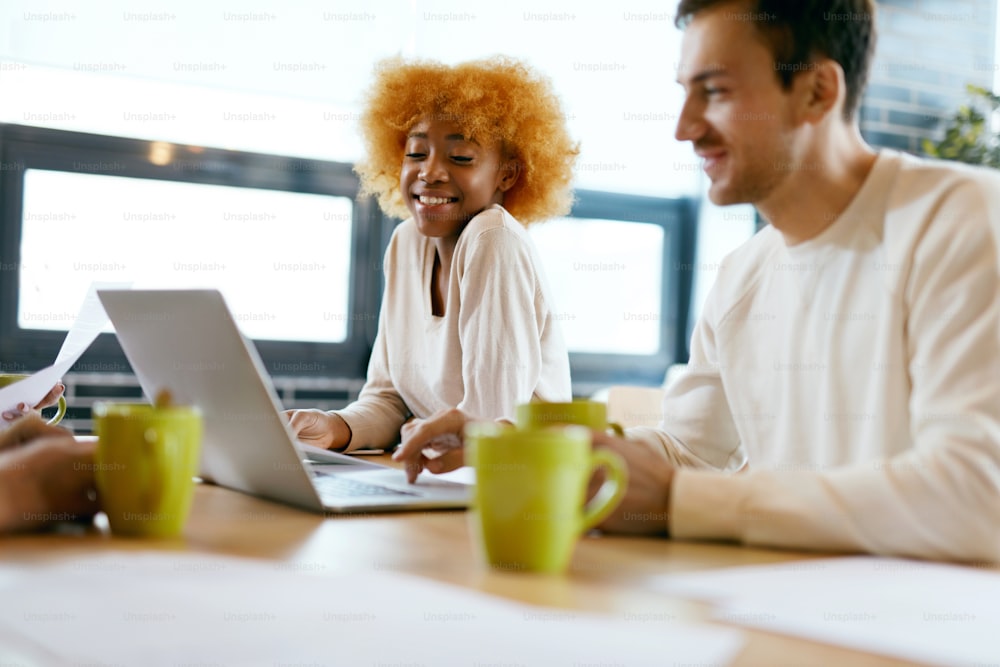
[890,151,1000,206]
[713,224,784,294]
[689,224,784,321]
[884,152,1000,250]
[877,152,1000,289]
[895,150,998,179]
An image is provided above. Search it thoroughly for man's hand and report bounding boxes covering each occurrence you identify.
[283,409,352,451]
[2,383,65,422]
[393,408,469,483]
[0,416,99,532]
[590,431,675,536]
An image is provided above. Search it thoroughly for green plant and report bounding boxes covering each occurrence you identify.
[922,84,1000,169]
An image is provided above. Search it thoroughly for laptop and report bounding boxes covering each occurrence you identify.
[97,289,470,513]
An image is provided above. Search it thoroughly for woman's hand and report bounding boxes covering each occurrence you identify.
[2,383,65,423]
[283,409,352,451]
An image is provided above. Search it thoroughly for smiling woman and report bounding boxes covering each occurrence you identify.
[355,56,577,224]
[283,56,580,454]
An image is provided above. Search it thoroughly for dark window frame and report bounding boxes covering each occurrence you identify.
[0,123,385,378]
[564,190,698,391]
[1,124,697,391]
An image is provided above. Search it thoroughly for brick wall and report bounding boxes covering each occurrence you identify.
[861,0,998,152]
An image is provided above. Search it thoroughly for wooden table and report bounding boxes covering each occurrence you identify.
[2,456,922,667]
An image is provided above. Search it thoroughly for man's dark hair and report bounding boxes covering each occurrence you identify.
[675,0,877,120]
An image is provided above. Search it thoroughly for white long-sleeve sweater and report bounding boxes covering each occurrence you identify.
[631,150,1000,562]
[336,204,571,451]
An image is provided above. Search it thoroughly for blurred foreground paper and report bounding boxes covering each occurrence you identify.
[0,282,129,427]
[653,556,1000,667]
[0,552,743,667]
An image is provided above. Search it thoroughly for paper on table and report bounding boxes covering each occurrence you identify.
[433,465,475,485]
[0,282,128,426]
[653,556,1000,667]
[0,552,743,667]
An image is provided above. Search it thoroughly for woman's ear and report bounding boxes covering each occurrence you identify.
[496,159,521,192]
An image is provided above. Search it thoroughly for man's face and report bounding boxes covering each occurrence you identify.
[674,4,803,206]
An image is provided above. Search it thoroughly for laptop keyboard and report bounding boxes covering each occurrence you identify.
[312,472,417,498]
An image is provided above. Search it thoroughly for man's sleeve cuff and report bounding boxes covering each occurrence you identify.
[671,468,752,542]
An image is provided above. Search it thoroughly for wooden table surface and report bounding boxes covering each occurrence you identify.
[1,455,926,667]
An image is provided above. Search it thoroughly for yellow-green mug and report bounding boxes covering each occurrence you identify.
[93,402,202,538]
[515,399,624,436]
[466,422,627,574]
[0,374,67,425]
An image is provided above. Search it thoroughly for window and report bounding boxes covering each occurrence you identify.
[531,190,697,392]
[0,0,696,197]
[532,218,664,355]
[0,123,384,378]
[1,0,723,390]
[20,169,354,343]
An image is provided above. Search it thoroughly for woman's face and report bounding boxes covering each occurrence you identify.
[399,117,517,240]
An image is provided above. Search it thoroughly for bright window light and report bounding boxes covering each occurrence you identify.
[0,0,696,197]
[530,218,664,355]
[20,169,353,342]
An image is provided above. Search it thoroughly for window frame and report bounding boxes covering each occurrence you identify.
[1,124,698,392]
[563,189,698,393]
[0,123,385,379]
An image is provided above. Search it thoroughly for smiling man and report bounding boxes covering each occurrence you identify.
[588,0,1000,561]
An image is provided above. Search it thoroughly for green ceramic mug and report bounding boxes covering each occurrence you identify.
[0,374,67,425]
[466,422,627,574]
[93,402,202,538]
[515,399,624,436]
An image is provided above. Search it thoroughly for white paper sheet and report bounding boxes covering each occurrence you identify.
[434,465,476,485]
[0,552,743,667]
[0,282,128,426]
[653,556,1000,667]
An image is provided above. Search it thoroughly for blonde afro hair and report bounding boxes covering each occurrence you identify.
[355,55,579,224]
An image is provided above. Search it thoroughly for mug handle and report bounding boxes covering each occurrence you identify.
[607,421,624,437]
[578,448,628,533]
[45,395,67,426]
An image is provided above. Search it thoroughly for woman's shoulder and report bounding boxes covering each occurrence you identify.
[460,205,530,244]
[388,217,420,243]
[383,218,427,257]
[454,206,540,279]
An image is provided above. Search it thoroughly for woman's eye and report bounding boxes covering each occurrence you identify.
[451,156,474,163]
[405,152,425,159]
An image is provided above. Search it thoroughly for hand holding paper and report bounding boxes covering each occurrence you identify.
[0,283,127,430]
[0,381,65,422]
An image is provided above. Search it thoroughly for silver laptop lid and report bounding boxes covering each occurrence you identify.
[97,289,325,512]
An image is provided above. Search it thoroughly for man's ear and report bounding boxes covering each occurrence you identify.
[496,159,521,192]
[800,58,842,124]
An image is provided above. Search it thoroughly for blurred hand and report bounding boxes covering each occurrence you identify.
[393,408,469,483]
[0,412,66,452]
[590,430,675,536]
[0,415,99,532]
[283,409,352,451]
[2,383,65,423]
